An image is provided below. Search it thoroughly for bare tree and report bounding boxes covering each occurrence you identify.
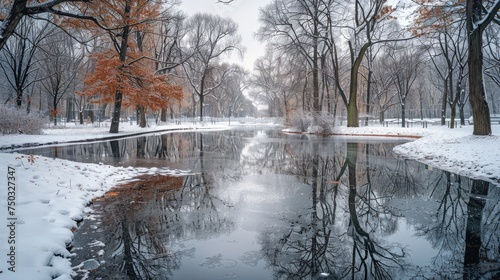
[257,0,334,117]
[425,19,469,128]
[484,26,500,115]
[384,43,425,127]
[327,0,403,127]
[250,50,303,118]
[151,9,189,122]
[371,56,399,123]
[210,64,247,119]
[183,13,243,121]
[0,17,50,110]
[466,0,500,135]
[0,0,104,51]
[39,30,84,126]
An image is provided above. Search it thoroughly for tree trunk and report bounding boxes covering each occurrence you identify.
[199,93,204,121]
[420,93,424,120]
[365,69,372,126]
[312,27,320,115]
[139,105,146,128]
[53,96,58,126]
[110,92,123,133]
[466,0,492,135]
[161,108,167,122]
[79,111,83,125]
[401,102,406,128]
[459,105,465,126]
[0,0,26,50]
[347,101,359,127]
[441,81,447,126]
[198,69,207,122]
[16,88,23,108]
[347,43,370,127]
[450,105,457,129]
[302,75,308,112]
[26,97,31,114]
[450,87,461,128]
[110,1,131,134]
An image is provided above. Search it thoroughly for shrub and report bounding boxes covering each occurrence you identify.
[286,110,314,132]
[0,105,46,135]
[286,110,332,134]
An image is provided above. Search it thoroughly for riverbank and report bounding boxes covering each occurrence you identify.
[0,122,498,279]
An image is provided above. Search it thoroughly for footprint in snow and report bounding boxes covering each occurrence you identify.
[57,181,68,187]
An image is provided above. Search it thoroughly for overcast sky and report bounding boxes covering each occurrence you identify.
[179,0,272,72]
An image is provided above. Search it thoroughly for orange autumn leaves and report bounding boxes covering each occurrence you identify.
[411,0,465,36]
[67,0,183,112]
[79,49,182,111]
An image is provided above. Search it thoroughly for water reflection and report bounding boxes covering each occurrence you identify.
[20,129,499,279]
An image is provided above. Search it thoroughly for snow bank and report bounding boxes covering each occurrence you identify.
[393,126,500,183]
[0,153,176,279]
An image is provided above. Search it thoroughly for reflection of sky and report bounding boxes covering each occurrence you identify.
[170,173,311,279]
[55,128,492,278]
[221,174,311,231]
[170,229,271,280]
[388,219,439,267]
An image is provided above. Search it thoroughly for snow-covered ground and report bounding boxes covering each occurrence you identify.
[0,121,498,279]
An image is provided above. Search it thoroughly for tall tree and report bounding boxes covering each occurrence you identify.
[183,13,242,121]
[327,0,401,127]
[371,54,399,123]
[413,0,500,134]
[0,17,49,109]
[424,23,466,127]
[68,0,180,133]
[484,26,500,114]
[384,43,425,127]
[39,29,84,126]
[78,48,183,125]
[0,0,100,50]
[210,64,247,119]
[250,50,303,118]
[466,0,500,135]
[150,9,187,122]
[257,0,332,116]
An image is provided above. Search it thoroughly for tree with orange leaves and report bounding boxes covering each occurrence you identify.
[79,48,182,127]
[66,0,182,132]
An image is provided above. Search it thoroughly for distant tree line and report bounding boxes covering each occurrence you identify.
[250,0,499,135]
[0,0,499,135]
[0,0,254,133]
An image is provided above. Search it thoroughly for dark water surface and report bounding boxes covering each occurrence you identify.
[17,128,500,279]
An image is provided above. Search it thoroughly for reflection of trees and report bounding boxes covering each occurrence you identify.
[24,130,249,169]
[412,171,500,278]
[30,129,500,278]
[346,143,406,280]
[93,172,235,279]
[258,140,408,279]
[96,175,185,279]
[414,171,468,274]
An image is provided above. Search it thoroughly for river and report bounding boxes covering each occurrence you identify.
[16,128,500,279]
